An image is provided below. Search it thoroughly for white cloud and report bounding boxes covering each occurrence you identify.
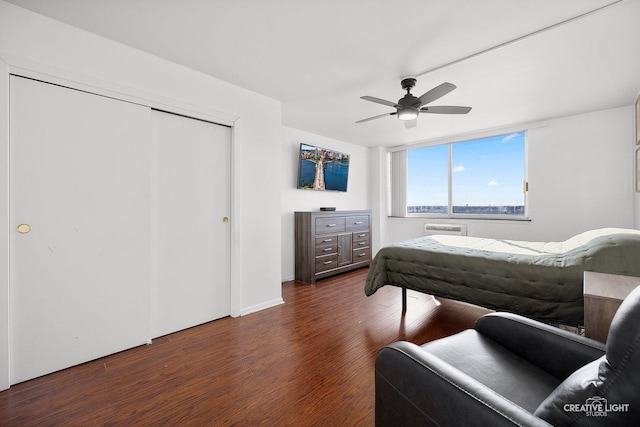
[452,165,465,173]
[502,133,519,143]
[487,180,498,186]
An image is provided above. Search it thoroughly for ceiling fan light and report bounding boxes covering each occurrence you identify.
[397,108,419,121]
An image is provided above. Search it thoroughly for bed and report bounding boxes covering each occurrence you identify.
[364,228,640,325]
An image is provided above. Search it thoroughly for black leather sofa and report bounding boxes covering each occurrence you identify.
[375,284,640,426]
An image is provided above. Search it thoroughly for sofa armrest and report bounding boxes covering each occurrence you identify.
[375,341,552,427]
[475,312,605,380]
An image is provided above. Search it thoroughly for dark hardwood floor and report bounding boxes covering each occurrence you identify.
[0,268,490,426]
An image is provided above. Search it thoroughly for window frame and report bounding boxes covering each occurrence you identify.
[390,129,529,221]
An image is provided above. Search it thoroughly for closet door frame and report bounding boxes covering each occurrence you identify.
[0,56,241,390]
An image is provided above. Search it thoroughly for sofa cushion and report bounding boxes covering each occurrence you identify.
[421,329,560,412]
[533,355,639,426]
[533,357,601,425]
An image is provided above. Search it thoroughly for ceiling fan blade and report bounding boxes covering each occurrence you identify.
[404,119,417,129]
[356,112,396,123]
[360,96,399,108]
[418,82,457,106]
[420,106,472,114]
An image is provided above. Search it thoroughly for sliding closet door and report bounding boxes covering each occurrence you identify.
[9,76,151,384]
[151,110,231,338]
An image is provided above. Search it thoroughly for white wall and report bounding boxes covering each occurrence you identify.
[378,106,636,246]
[281,126,370,281]
[0,0,284,389]
[526,106,634,238]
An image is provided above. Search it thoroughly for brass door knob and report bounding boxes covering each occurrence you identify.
[17,224,31,234]
[222,217,229,223]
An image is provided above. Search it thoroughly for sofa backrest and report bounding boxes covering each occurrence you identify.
[606,283,640,369]
[534,284,640,426]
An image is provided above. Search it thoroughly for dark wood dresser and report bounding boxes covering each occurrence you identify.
[295,210,372,284]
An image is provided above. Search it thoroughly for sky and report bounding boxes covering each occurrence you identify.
[407,132,525,206]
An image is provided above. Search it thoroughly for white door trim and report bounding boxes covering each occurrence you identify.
[0,58,11,391]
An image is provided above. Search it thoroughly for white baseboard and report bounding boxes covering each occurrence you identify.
[239,298,285,316]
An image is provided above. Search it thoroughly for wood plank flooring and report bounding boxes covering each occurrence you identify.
[0,268,490,426]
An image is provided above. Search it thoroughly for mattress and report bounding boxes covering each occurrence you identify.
[364,228,640,325]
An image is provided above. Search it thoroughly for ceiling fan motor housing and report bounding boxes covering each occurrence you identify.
[398,93,420,107]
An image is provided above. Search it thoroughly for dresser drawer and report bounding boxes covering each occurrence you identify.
[315,217,346,234]
[346,215,369,232]
[315,254,338,273]
[353,247,371,262]
[316,242,337,256]
[315,234,337,247]
[353,239,370,250]
[352,231,370,244]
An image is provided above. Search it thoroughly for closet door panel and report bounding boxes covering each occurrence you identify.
[9,76,151,384]
[151,110,231,338]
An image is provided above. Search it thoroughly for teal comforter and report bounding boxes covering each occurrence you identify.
[365,228,640,325]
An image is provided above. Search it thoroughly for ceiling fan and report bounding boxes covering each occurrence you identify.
[356,77,472,128]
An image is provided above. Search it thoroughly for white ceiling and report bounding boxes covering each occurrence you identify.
[6,0,640,147]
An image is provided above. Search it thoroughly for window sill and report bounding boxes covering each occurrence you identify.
[393,214,531,222]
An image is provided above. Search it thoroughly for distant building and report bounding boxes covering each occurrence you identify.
[407,205,525,215]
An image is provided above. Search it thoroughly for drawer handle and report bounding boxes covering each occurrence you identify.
[322,248,332,252]
[358,253,366,257]
[358,234,366,237]
[323,260,333,265]
[353,221,363,225]
[358,242,366,246]
[326,224,337,227]
[323,239,333,242]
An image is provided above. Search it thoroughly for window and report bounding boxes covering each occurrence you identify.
[395,131,527,218]
[407,144,449,214]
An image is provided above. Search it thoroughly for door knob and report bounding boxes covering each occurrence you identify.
[17,224,31,234]
[222,217,229,223]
